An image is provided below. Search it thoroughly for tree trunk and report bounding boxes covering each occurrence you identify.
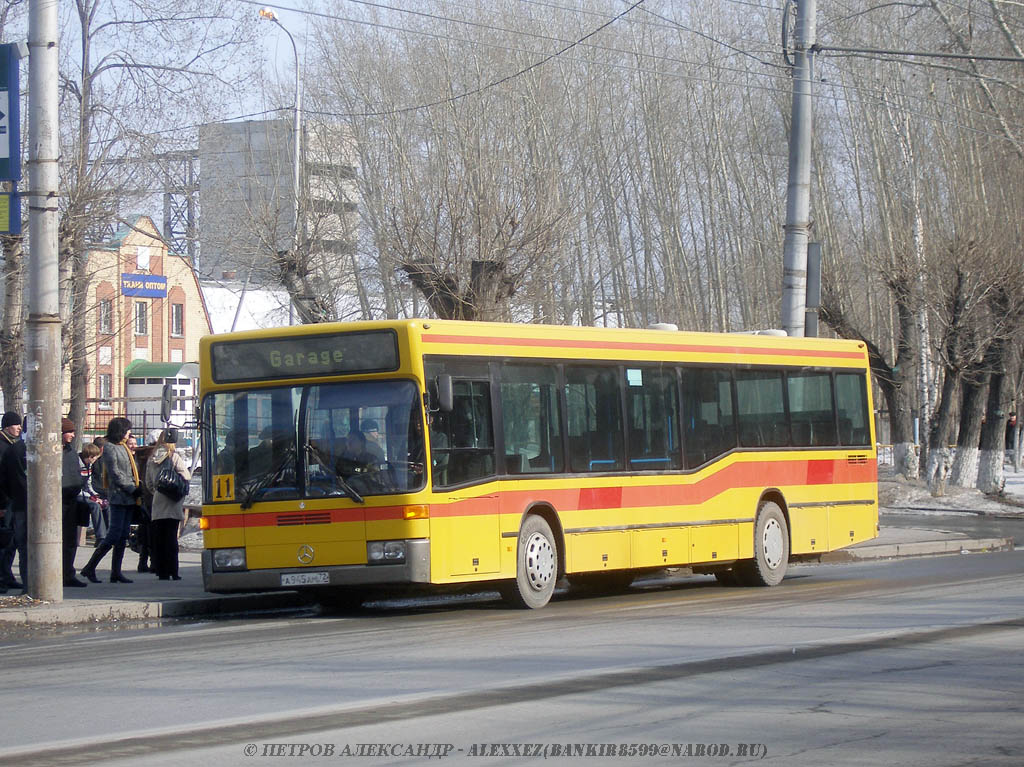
[891,284,920,479]
[950,371,989,487]
[68,233,90,432]
[977,341,1014,493]
[0,233,24,412]
[1013,422,1022,474]
[885,380,918,480]
[926,368,959,495]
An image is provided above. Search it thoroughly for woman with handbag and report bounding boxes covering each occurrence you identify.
[144,428,190,580]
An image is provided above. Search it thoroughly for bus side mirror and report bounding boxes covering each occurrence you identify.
[436,375,454,413]
[160,382,173,422]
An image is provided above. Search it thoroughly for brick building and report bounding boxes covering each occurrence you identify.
[81,215,211,434]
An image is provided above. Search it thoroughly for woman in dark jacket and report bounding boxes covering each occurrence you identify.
[80,417,141,584]
[60,418,88,587]
[0,425,28,589]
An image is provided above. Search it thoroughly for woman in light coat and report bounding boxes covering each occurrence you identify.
[144,428,190,580]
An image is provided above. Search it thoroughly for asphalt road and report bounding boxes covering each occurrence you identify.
[1,548,1022,767]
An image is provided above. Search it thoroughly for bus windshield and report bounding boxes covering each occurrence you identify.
[203,379,425,505]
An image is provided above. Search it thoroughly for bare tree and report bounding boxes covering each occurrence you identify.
[0,1,28,411]
[58,0,259,427]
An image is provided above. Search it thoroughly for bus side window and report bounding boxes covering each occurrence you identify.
[736,370,788,448]
[565,366,623,472]
[436,379,495,487]
[787,371,837,447]
[682,368,736,469]
[625,367,681,470]
[500,364,563,475]
[836,372,870,446]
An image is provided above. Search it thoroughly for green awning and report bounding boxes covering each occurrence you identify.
[124,360,190,379]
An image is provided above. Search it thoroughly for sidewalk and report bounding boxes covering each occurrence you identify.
[0,525,1015,628]
[0,545,307,628]
[818,525,1014,563]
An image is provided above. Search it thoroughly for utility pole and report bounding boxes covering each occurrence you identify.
[780,0,817,337]
[25,0,62,601]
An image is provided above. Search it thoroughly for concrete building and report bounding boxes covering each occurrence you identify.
[82,215,211,434]
[197,118,359,289]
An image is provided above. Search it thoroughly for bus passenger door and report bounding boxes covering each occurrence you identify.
[445,490,500,577]
[428,369,501,578]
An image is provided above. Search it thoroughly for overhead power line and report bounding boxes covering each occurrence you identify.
[817,44,1024,63]
[308,0,649,118]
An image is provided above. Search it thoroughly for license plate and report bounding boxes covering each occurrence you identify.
[281,571,329,586]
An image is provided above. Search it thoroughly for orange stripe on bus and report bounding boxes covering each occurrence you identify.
[421,333,865,359]
[203,458,875,528]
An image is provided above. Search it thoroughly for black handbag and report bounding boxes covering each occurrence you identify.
[156,463,189,503]
[75,499,91,527]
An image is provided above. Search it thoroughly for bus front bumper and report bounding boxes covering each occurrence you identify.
[201,539,431,593]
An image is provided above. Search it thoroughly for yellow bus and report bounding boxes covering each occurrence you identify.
[196,319,877,609]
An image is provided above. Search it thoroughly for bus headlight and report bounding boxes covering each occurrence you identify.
[367,540,406,564]
[212,548,247,571]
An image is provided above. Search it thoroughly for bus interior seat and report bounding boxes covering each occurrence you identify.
[447,452,494,484]
[739,422,763,447]
[791,421,811,445]
[568,435,589,472]
[505,453,525,474]
[588,431,621,469]
[528,452,555,472]
[812,418,837,446]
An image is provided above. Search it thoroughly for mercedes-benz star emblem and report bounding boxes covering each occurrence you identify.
[297,544,315,565]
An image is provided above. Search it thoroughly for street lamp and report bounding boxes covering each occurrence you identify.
[259,7,301,259]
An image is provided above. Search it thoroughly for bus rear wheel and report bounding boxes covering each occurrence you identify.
[736,501,789,587]
[503,515,558,609]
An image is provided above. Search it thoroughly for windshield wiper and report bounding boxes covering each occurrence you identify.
[305,443,364,504]
[239,444,296,509]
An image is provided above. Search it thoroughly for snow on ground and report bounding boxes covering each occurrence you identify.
[880,460,1024,515]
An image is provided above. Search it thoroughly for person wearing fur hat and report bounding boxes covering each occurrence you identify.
[61,417,88,587]
[0,411,26,591]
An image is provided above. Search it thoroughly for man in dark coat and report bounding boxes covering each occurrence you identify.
[0,411,27,591]
[61,418,88,587]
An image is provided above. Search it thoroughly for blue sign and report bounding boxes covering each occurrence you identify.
[0,44,21,182]
[121,273,167,298]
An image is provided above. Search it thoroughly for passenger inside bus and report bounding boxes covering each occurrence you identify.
[427,413,449,485]
[336,431,374,472]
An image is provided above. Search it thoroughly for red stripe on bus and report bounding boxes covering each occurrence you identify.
[205,505,409,530]
[420,333,866,359]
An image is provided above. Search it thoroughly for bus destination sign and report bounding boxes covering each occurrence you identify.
[210,330,400,384]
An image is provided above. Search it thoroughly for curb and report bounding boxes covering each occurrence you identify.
[818,536,1015,563]
[0,590,308,628]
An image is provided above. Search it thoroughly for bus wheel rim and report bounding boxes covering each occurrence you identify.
[524,532,555,591]
[762,517,784,569]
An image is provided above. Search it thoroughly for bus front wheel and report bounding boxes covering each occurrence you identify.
[737,501,789,587]
[503,515,558,609]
